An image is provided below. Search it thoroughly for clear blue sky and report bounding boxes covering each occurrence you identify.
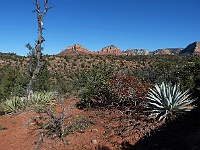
[0,0,200,56]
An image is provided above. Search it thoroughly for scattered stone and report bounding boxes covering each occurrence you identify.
[91,139,97,144]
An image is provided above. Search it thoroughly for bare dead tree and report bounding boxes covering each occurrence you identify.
[27,0,53,100]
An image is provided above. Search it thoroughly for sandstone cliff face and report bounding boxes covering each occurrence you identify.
[98,45,125,56]
[180,42,200,55]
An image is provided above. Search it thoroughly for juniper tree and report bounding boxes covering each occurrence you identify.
[27,0,53,100]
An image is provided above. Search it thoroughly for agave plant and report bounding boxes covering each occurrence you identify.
[31,91,58,106]
[4,96,26,113]
[146,82,196,121]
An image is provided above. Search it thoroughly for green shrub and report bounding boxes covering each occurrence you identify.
[34,62,53,92]
[0,67,28,102]
[146,82,196,121]
[76,64,115,108]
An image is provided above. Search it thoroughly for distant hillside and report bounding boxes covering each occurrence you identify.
[180,42,200,56]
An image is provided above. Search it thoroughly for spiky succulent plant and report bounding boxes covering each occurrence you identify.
[4,96,26,113]
[146,82,196,121]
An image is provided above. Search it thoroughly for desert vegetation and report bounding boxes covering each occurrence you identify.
[0,52,199,149]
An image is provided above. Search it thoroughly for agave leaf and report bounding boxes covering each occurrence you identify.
[173,96,190,109]
[176,98,196,109]
[148,88,160,98]
[173,89,190,105]
[147,89,163,104]
[148,102,164,109]
[147,95,163,105]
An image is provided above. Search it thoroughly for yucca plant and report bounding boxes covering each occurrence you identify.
[146,82,196,121]
[4,96,26,113]
[31,91,58,106]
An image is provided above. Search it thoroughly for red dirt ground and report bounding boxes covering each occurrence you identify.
[0,98,200,150]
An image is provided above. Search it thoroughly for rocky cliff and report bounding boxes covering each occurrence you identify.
[180,42,200,55]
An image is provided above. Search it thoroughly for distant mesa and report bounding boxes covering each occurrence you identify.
[180,42,200,56]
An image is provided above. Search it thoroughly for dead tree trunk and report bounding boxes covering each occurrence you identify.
[27,0,52,100]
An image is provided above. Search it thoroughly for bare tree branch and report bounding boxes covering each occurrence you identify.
[27,0,53,100]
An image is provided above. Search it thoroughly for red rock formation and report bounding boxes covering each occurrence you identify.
[154,49,172,55]
[58,44,93,56]
[98,45,125,56]
[180,42,200,55]
[127,51,135,56]
[67,44,90,53]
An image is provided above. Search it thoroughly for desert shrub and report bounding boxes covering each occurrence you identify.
[33,107,67,140]
[75,63,116,108]
[34,62,53,92]
[175,59,200,91]
[52,74,75,97]
[133,57,179,84]
[146,82,196,122]
[131,55,200,96]
[32,98,94,149]
[65,116,94,134]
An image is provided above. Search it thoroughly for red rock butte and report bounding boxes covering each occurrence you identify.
[58,44,125,56]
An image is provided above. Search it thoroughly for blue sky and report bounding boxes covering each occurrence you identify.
[0,0,200,56]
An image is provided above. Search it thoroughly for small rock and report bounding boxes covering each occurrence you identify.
[92,129,98,132]
[91,140,97,144]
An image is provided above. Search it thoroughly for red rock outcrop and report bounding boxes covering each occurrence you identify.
[154,49,172,55]
[97,45,125,56]
[58,44,93,56]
